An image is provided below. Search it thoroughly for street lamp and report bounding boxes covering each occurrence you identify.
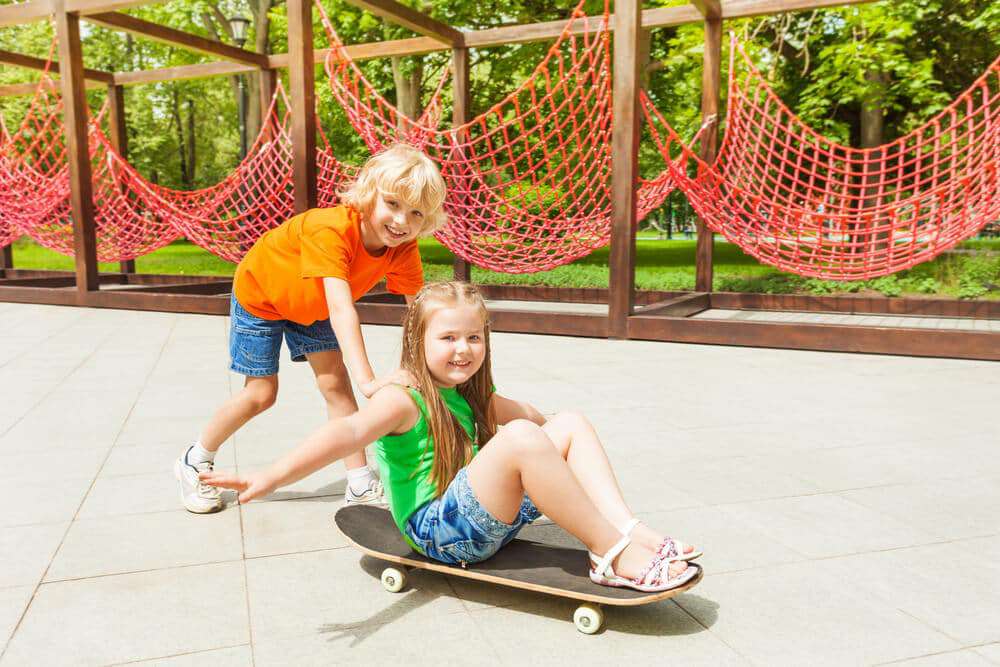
[228,15,251,158]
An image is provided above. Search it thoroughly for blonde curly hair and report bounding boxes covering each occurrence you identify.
[338,144,447,234]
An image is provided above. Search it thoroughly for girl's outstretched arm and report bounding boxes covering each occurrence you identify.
[492,393,546,426]
[201,386,418,503]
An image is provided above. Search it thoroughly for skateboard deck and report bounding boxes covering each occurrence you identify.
[334,505,702,632]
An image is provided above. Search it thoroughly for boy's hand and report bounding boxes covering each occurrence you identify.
[360,368,417,398]
[200,470,278,504]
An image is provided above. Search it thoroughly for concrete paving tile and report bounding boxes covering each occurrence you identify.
[886,649,996,666]
[604,463,707,514]
[117,416,218,448]
[0,522,68,588]
[820,542,1000,646]
[0,586,34,656]
[79,469,237,519]
[0,446,109,482]
[842,476,1000,541]
[718,493,937,558]
[46,510,243,582]
[244,549,464,642]
[1,562,249,666]
[110,645,253,666]
[468,597,747,665]
[638,505,808,574]
[0,475,93,528]
[102,442,236,477]
[238,464,348,503]
[251,609,494,666]
[974,643,1000,664]
[637,455,822,506]
[241,497,348,558]
[675,560,959,666]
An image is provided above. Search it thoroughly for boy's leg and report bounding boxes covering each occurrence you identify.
[465,420,688,581]
[305,350,381,502]
[541,412,687,554]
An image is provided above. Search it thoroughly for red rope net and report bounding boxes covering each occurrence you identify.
[320,0,685,273]
[651,37,1000,280]
[0,78,356,263]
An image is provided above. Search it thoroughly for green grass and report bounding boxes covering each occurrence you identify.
[9,235,1000,299]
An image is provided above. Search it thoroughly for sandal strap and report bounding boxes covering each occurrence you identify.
[621,518,641,536]
[658,537,680,560]
[590,533,632,577]
[634,552,668,587]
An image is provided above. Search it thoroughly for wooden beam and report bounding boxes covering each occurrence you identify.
[608,0,642,338]
[695,17,722,292]
[287,0,317,212]
[113,60,251,86]
[722,0,879,20]
[53,2,99,293]
[0,79,103,96]
[86,12,268,67]
[343,0,463,46]
[0,48,115,83]
[105,84,135,274]
[689,0,722,19]
[0,0,53,28]
[452,46,472,283]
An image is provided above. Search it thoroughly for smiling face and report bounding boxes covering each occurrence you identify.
[422,302,488,388]
[365,191,425,249]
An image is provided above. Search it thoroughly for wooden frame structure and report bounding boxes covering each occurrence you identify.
[1,0,996,361]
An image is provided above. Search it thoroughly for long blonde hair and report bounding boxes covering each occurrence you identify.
[401,281,496,496]
[338,144,447,234]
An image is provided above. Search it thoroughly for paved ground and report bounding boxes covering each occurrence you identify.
[0,301,998,666]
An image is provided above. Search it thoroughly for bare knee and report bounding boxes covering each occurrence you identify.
[244,380,277,414]
[499,419,552,455]
[547,411,590,432]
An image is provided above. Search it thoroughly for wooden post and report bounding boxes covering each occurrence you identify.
[106,83,135,274]
[54,2,99,294]
[451,46,471,282]
[694,18,722,292]
[0,244,12,273]
[287,0,316,212]
[609,0,642,338]
[259,68,277,123]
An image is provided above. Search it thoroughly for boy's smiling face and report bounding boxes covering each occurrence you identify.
[366,191,425,249]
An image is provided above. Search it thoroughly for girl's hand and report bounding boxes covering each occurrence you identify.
[200,470,278,504]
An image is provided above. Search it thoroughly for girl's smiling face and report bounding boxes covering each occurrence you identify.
[422,303,487,387]
[367,191,425,248]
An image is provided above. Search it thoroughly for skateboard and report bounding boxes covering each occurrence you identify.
[333,504,702,634]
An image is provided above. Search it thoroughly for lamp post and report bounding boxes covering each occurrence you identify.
[229,15,251,159]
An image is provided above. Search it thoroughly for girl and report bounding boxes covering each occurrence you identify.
[175,144,445,513]
[203,282,700,592]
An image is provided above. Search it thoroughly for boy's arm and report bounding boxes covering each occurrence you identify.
[202,387,415,503]
[323,277,383,397]
[492,393,547,426]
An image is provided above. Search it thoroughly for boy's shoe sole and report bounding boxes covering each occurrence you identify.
[173,458,224,514]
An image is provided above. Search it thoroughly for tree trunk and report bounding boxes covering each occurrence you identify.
[390,55,425,124]
[186,98,196,185]
[247,0,273,143]
[859,68,890,254]
[171,89,190,188]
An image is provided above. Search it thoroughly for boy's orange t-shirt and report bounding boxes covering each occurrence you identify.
[232,206,424,324]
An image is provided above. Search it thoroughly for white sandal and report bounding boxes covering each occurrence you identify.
[588,532,698,593]
[621,518,703,562]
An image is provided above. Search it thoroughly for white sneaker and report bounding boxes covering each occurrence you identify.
[345,477,385,505]
[174,447,223,514]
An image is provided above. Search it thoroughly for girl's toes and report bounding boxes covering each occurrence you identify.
[667,560,688,579]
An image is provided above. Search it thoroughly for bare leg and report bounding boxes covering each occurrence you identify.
[542,412,694,556]
[466,420,687,580]
[199,375,278,451]
[306,350,366,471]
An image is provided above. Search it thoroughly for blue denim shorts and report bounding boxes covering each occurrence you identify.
[228,293,340,377]
[404,467,541,565]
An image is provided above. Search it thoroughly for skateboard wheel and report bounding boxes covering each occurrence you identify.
[573,604,603,634]
[381,567,407,593]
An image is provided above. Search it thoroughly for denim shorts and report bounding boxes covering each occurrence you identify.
[228,293,340,377]
[404,467,541,566]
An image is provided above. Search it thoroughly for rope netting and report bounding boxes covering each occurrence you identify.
[649,37,1000,280]
[321,0,687,273]
[0,76,357,262]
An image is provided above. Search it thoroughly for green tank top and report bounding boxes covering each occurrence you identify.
[374,386,479,542]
